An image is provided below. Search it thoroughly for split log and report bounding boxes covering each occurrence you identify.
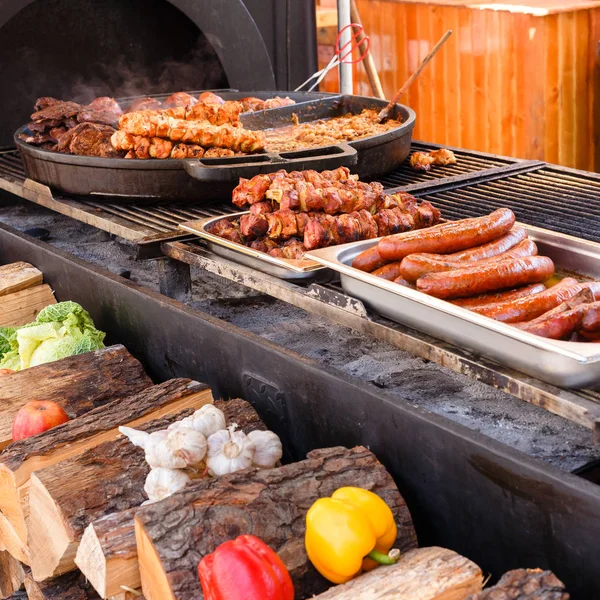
[6,593,26,600]
[0,344,151,450]
[0,262,43,297]
[0,550,24,598]
[75,398,265,598]
[466,568,569,599]
[27,408,203,581]
[0,284,56,327]
[312,546,483,599]
[24,571,99,600]
[0,379,211,565]
[135,445,417,600]
[24,571,144,600]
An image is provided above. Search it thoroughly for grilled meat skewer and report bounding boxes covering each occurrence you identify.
[111,130,205,159]
[232,167,354,208]
[118,112,265,152]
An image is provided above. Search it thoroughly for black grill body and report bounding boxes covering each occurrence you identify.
[0,0,317,147]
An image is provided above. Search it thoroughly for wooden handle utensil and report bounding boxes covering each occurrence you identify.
[378,29,453,122]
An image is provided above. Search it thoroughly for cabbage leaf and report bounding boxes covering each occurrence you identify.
[0,302,105,371]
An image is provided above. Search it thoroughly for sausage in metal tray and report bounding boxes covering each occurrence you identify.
[416,256,555,300]
[377,208,516,261]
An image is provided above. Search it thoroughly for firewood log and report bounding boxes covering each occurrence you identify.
[0,284,56,327]
[24,570,144,600]
[312,546,483,599]
[75,398,265,598]
[0,344,151,450]
[0,379,211,565]
[0,262,42,297]
[27,407,202,581]
[134,445,417,600]
[466,568,569,599]
[0,550,24,599]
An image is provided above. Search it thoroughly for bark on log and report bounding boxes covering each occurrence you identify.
[134,445,417,600]
[75,398,265,598]
[0,284,56,327]
[0,550,24,599]
[24,571,144,600]
[0,379,211,565]
[27,409,201,581]
[0,262,43,297]
[466,569,569,599]
[0,345,151,450]
[312,547,483,599]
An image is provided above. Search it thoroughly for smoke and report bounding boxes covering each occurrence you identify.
[68,38,227,104]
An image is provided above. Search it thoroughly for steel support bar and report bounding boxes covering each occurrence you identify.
[162,240,600,441]
[337,0,353,94]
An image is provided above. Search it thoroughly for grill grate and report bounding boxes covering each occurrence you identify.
[0,144,520,242]
[415,166,600,243]
[375,141,520,188]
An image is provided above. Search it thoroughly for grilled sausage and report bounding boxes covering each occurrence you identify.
[372,262,404,281]
[515,289,596,339]
[581,303,600,332]
[472,278,600,323]
[393,276,412,287]
[399,238,538,282]
[421,227,528,263]
[517,305,589,339]
[577,329,600,341]
[352,245,387,272]
[416,256,555,300]
[377,208,516,261]
[450,283,547,308]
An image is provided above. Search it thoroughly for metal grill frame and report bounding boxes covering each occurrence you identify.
[0,142,541,255]
[3,143,600,434]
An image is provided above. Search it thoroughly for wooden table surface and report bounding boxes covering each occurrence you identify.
[387,0,600,15]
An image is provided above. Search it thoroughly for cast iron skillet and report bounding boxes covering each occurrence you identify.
[15,91,416,202]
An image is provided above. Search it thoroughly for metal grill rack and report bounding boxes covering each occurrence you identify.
[0,143,539,253]
[410,165,600,243]
[376,141,527,188]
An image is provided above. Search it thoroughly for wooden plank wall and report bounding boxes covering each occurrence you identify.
[317,1,600,171]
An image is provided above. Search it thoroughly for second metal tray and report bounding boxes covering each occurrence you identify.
[306,225,600,389]
[179,213,330,281]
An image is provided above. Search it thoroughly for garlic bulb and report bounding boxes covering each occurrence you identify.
[169,405,226,438]
[120,427,169,457]
[167,415,193,432]
[247,430,283,469]
[146,427,207,469]
[119,426,150,449]
[144,468,190,503]
[206,425,256,476]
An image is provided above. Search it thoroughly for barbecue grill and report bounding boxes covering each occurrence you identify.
[0,0,318,147]
[1,222,599,600]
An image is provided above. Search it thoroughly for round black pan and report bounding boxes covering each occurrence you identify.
[15,91,415,202]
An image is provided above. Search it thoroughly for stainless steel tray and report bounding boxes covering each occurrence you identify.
[179,213,330,281]
[306,224,600,389]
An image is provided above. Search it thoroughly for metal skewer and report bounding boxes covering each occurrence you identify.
[378,29,453,122]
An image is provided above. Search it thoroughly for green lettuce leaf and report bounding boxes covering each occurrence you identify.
[0,302,105,371]
[0,327,17,359]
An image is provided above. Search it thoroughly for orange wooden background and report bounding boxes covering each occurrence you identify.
[316,1,600,172]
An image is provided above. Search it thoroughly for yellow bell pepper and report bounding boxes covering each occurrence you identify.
[304,487,399,584]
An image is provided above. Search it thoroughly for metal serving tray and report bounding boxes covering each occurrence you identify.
[179,213,330,281]
[306,224,600,389]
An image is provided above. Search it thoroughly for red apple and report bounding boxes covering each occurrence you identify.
[0,369,15,376]
[11,401,70,441]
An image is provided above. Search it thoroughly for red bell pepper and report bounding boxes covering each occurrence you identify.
[198,534,294,600]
